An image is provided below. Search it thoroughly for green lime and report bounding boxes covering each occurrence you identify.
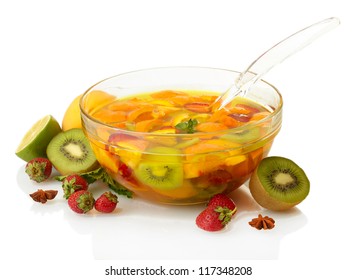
[15,115,62,162]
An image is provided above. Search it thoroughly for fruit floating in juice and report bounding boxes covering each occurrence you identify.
[87,90,277,204]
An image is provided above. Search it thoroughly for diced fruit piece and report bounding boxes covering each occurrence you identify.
[135,119,163,132]
[191,170,232,190]
[62,174,89,199]
[127,106,154,122]
[16,115,62,162]
[206,170,233,185]
[92,109,127,124]
[25,158,52,183]
[92,146,120,174]
[108,133,148,151]
[183,155,225,179]
[195,122,228,132]
[108,133,149,168]
[135,147,183,190]
[230,104,260,115]
[228,113,251,123]
[150,90,186,99]
[250,112,271,122]
[171,112,191,126]
[221,127,261,144]
[220,115,242,128]
[184,102,211,113]
[68,190,95,214]
[174,138,200,149]
[95,191,118,213]
[249,156,310,211]
[46,128,99,175]
[183,138,241,178]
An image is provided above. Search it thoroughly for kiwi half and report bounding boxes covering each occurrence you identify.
[249,156,310,211]
[47,128,98,175]
[135,147,183,190]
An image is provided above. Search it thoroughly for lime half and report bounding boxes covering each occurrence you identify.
[15,115,62,162]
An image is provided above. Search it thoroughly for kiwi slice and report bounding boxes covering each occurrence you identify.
[249,156,310,211]
[221,127,260,144]
[135,147,183,190]
[46,128,99,175]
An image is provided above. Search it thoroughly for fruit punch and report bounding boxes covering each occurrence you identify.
[80,67,283,205]
[82,88,280,204]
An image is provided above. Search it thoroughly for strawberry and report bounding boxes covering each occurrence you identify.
[95,191,118,213]
[207,193,236,212]
[196,205,236,232]
[62,174,88,199]
[25,158,52,183]
[207,170,233,185]
[68,190,95,214]
[196,193,237,232]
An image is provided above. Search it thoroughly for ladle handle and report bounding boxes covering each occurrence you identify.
[217,17,340,109]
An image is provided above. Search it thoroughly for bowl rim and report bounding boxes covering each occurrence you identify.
[80,66,283,137]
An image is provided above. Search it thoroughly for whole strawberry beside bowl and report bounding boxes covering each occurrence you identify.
[68,190,95,214]
[95,191,118,213]
[196,194,237,232]
[25,158,52,183]
[62,174,88,199]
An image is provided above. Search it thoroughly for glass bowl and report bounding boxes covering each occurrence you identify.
[80,67,283,205]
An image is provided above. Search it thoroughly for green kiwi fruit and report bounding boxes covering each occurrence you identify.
[249,156,309,211]
[221,127,260,144]
[46,128,99,175]
[135,147,183,190]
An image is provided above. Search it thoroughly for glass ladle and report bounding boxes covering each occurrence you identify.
[214,17,340,110]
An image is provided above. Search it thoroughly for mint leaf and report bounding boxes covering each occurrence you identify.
[175,119,198,134]
[101,171,133,198]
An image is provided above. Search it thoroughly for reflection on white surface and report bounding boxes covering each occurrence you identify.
[17,166,307,260]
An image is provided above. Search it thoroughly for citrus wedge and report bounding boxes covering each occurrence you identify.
[15,115,62,162]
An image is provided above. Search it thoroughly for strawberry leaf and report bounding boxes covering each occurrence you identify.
[54,167,133,198]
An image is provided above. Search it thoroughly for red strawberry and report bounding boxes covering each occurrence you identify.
[62,174,88,199]
[118,163,132,179]
[68,190,95,214]
[25,158,52,183]
[95,191,118,213]
[196,205,236,232]
[207,193,236,212]
[207,170,232,185]
[196,193,237,232]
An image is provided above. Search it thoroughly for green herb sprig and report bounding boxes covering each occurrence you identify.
[175,119,198,134]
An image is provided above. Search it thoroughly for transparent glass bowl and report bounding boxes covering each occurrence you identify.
[80,67,283,205]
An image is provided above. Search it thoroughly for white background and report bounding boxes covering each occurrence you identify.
[1,0,355,279]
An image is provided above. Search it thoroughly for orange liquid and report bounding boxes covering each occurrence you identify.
[87,90,276,204]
